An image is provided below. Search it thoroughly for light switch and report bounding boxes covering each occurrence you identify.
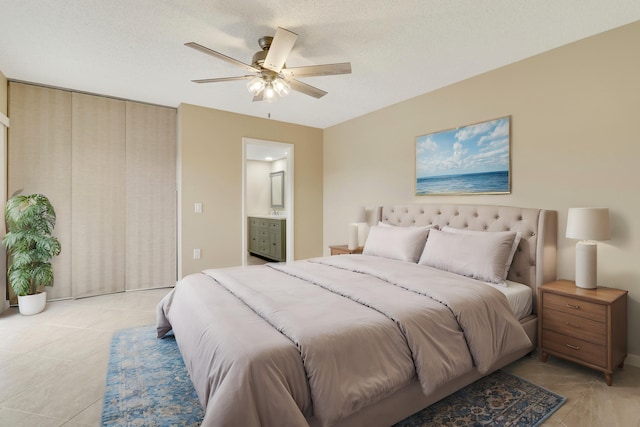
[193,249,201,259]
[194,202,202,213]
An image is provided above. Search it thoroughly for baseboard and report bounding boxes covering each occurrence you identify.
[626,353,640,368]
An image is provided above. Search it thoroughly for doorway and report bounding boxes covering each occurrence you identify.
[242,138,294,266]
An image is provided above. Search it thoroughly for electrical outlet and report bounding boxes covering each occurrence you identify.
[194,202,202,213]
[193,249,201,259]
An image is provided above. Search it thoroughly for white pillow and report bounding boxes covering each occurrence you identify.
[418,228,518,284]
[363,225,432,263]
[379,221,438,230]
[441,226,521,280]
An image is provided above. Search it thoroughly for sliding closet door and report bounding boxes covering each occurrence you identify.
[7,83,176,299]
[7,83,73,300]
[125,102,177,289]
[71,93,126,297]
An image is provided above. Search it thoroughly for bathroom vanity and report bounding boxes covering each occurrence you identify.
[248,216,286,262]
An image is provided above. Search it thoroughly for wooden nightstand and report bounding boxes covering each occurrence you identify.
[329,245,363,255]
[538,279,627,386]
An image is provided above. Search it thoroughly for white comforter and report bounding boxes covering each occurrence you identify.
[157,255,531,427]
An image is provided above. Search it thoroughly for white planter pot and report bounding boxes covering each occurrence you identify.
[17,291,47,316]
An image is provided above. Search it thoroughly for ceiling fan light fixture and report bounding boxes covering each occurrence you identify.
[247,76,265,96]
[273,78,291,97]
[263,83,277,103]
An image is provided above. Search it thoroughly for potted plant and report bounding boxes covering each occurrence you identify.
[3,193,61,315]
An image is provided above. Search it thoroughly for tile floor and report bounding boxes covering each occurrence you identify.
[0,288,638,427]
[247,254,270,265]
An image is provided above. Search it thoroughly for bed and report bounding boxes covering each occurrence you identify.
[157,203,557,427]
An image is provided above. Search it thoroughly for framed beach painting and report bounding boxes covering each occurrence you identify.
[415,116,511,195]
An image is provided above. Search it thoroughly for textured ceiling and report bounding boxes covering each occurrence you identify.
[1,1,639,129]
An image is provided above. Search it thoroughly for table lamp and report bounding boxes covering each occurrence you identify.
[565,207,610,289]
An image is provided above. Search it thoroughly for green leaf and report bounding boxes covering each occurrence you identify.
[4,194,61,296]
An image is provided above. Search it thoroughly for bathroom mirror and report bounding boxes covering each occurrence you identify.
[270,171,285,208]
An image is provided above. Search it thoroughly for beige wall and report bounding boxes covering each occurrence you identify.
[324,21,640,360]
[178,103,323,275]
[0,69,7,115]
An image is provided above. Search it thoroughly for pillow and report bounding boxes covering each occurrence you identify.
[418,228,518,284]
[363,225,433,263]
[379,221,438,230]
[441,226,522,280]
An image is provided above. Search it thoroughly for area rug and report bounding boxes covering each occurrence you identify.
[101,325,204,427]
[393,370,566,427]
[102,325,565,427]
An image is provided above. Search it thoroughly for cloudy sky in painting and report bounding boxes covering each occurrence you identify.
[416,117,510,178]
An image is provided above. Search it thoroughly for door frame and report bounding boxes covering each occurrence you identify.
[1,113,9,312]
[241,137,294,265]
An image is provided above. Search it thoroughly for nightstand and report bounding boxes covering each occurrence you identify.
[329,245,363,255]
[538,279,627,386]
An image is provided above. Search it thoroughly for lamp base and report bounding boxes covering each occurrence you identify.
[575,241,597,289]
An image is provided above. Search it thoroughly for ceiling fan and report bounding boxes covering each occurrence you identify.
[186,27,352,103]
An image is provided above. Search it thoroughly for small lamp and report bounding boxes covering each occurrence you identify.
[565,207,610,289]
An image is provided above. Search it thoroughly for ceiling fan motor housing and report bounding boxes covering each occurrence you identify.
[252,49,268,68]
[258,36,273,50]
[253,36,283,70]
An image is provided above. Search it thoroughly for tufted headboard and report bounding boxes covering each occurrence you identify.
[366,204,557,314]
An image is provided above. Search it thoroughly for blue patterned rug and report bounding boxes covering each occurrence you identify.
[393,370,565,427]
[102,325,565,427]
[101,325,204,426]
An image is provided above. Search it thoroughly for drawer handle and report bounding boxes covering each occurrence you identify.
[565,303,581,310]
[566,344,580,350]
[565,321,581,329]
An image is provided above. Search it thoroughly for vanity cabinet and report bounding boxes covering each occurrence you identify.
[248,217,286,262]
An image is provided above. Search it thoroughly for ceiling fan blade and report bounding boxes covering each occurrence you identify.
[191,75,255,84]
[185,42,259,73]
[263,27,298,73]
[289,79,327,99]
[282,62,352,79]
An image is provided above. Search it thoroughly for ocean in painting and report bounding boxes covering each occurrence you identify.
[416,170,509,195]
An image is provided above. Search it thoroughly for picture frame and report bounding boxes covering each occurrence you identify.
[270,170,285,208]
[415,116,511,195]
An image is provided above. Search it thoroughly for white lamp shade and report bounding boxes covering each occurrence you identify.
[566,208,610,241]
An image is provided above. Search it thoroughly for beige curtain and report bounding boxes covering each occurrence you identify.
[7,82,177,299]
[7,83,73,301]
[71,92,127,297]
[125,101,177,290]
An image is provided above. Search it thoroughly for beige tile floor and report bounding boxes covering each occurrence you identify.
[1,288,638,427]
[247,254,270,265]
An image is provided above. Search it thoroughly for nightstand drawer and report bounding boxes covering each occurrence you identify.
[539,280,628,386]
[543,330,606,367]
[543,293,606,322]
[543,309,606,344]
